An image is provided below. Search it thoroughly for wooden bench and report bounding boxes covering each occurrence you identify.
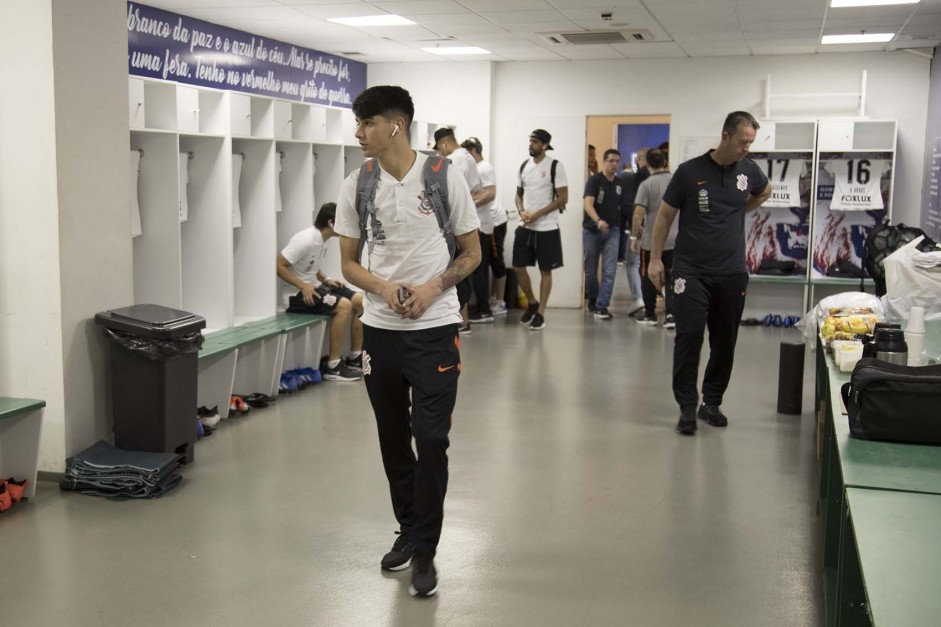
[816,322,941,625]
[0,397,45,500]
[197,314,329,418]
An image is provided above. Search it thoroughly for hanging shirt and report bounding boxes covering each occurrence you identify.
[756,157,803,208]
[824,159,887,211]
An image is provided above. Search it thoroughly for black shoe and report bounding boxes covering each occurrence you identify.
[381,531,414,571]
[409,553,438,597]
[586,298,596,312]
[593,307,612,320]
[345,353,363,372]
[698,404,728,427]
[458,322,473,335]
[676,408,697,435]
[469,311,494,323]
[635,314,658,326]
[663,314,676,330]
[529,313,546,330]
[520,302,539,324]
[322,360,362,381]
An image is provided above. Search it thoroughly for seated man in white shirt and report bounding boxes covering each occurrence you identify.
[276,202,364,381]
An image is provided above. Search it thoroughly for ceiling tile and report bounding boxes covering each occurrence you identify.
[458,0,553,10]
[372,1,467,15]
[610,41,687,58]
[553,46,627,60]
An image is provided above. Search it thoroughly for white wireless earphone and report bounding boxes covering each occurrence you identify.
[391,125,398,138]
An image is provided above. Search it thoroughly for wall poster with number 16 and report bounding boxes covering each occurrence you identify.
[812,152,892,278]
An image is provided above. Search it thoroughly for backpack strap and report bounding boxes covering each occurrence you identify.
[550,158,563,211]
[355,159,382,258]
[422,156,456,259]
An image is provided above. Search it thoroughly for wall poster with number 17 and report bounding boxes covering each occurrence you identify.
[812,152,892,278]
[745,152,812,275]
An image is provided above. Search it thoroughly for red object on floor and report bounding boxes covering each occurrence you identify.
[5,478,29,503]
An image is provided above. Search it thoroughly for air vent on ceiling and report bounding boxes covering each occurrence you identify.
[539,29,653,45]
[905,33,939,41]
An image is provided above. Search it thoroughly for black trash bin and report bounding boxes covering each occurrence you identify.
[95,304,205,464]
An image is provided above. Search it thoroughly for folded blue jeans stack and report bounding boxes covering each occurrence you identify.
[59,440,182,499]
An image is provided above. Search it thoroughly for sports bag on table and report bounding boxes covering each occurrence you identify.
[841,357,941,445]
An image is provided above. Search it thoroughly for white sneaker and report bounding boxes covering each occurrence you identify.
[628,299,644,315]
[492,300,508,315]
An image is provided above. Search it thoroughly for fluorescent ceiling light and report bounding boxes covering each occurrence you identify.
[830,0,917,6]
[327,15,415,27]
[422,46,491,55]
[821,33,895,44]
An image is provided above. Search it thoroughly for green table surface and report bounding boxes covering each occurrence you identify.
[845,488,941,627]
[826,321,941,495]
[0,397,46,420]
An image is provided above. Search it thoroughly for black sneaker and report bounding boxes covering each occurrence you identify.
[663,314,676,330]
[698,404,728,427]
[322,360,362,382]
[469,311,494,323]
[593,307,612,320]
[346,353,363,372]
[586,298,596,312]
[676,408,697,435]
[458,322,472,335]
[381,531,414,571]
[529,313,546,330]
[519,302,539,324]
[636,314,658,326]
[409,553,438,597]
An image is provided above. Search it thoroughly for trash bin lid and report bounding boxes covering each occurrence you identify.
[95,304,206,338]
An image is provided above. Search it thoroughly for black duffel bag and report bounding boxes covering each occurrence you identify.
[841,358,941,445]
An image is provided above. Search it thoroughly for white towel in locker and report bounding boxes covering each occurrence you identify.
[130,150,142,237]
[178,153,190,222]
[232,153,243,228]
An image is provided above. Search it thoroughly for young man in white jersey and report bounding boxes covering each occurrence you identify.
[462,136,509,316]
[513,129,569,330]
[433,128,486,330]
[276,202,364,381]
[334,86,481,598]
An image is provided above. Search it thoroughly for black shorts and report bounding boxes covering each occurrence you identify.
[286,284,356,315]
[512,226,563,272]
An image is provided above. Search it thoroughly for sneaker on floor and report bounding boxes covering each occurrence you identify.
[529,313,546,330]
[698,404,729,427]
[676,408,697,435]
[636,314,658,326]
[663,314,676,330]
[381,531,414,571]
[593,307,613,320]
[322,360,362,382]
[520,302,539,325]
[627,299,645,315]
[469,311,494,323]
[345,353,363,372]
[458,322,473,335]
[409,553,438,597]
[492,300,508,316]
[586,298,596,313]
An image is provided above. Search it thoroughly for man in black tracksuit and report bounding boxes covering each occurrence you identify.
[647,111,772,435]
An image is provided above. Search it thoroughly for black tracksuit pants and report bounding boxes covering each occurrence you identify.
[362,323,461,558]
[671,272,748,411]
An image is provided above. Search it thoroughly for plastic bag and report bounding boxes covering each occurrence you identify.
[103,329,204,361]
[882,236,941,322]
[799,291,884,343]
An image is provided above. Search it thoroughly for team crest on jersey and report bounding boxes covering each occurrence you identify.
[615,185,622,195]
[736,174,748,191]
[417,193,435,215]
[322,293,337,307]
[361,351,372,375]
[674,277,686,295]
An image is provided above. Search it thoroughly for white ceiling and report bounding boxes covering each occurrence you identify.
[141,0,941,63]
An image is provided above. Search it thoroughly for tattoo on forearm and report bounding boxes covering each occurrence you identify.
[438,250,476,291]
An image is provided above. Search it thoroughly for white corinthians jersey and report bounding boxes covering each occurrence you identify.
[756,158,803,208]
[825,159,888,211]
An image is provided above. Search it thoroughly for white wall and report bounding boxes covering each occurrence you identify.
[0,1,68,471]
[371,52,930,309]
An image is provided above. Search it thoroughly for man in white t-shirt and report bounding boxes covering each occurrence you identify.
[334,86,481,599]
[434,128,486,330]
[462,137,509,316]
[513,129,569,330]
[276,202,364,381]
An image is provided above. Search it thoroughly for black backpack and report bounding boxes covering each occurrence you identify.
[863,221,938,296]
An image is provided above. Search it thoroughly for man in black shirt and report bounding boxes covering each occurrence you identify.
[583,148,624,319]
[648,111,771,435]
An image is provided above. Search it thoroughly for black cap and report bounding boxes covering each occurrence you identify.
[530,129,553,150]
[433,127,455,148]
